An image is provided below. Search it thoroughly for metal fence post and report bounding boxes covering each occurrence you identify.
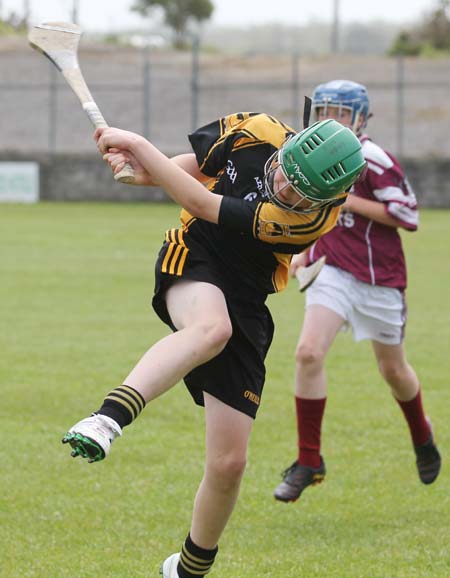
[292,51,300,130]
[143,47,151,139]
[191,35,200,132]
[49,64,58,152]
[396,54,405,158]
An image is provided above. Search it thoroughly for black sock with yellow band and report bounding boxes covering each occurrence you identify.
[177,534,218,578]
[96,384,146,428]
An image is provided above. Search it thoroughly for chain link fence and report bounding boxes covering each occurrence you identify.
[1,39,450,158]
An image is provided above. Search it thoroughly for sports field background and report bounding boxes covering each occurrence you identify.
[1,203,449,578]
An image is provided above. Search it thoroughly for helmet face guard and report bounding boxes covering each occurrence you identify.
[312,80,370,135]
[263,148,342,214]
[264,119,367,213]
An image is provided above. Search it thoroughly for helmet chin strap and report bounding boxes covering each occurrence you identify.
[356,111,373,135]
[330,195,347,208]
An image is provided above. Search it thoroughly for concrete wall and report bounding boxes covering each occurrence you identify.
[1,152,449,207]
[0,151,170,203]
[402,159,450,208]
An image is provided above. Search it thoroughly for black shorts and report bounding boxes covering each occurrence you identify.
[152,231,274,419]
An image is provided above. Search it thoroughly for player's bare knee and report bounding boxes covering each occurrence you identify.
[295,342,325,369]
[199,316,232,355]
[378,360,406,385]
[207,454,247,490]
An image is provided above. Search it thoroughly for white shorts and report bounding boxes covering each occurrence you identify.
[305,265,407,345]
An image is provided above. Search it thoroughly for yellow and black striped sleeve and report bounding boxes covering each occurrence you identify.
[254,201,342,248]
[219,196,343,252]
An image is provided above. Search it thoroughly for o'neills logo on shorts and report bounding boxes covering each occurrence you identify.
[244,390,260,405]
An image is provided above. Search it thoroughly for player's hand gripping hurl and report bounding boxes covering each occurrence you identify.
[95,127,158,187]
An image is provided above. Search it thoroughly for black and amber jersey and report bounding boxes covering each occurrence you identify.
[169,112,342,296]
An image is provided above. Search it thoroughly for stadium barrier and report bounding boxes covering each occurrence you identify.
[0,152,449,207]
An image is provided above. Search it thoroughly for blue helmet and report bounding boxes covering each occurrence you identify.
[312,80,370,135]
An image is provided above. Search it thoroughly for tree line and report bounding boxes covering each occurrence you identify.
[1,0,449,56]
[389,0,450,56]
[133,0,450,55]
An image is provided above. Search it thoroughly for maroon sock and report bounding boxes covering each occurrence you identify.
[395,388,431,446]
[295,396,326,469]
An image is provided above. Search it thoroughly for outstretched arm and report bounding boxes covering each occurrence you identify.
[170,153,211,183]
[96,128,221,224]
[344,194,404,228]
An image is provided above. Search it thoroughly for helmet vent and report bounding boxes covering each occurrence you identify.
[322,162,346,182]
[301,134,325,154]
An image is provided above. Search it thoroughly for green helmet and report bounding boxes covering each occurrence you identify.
[264,119,366,212]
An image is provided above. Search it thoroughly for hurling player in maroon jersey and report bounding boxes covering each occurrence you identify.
[274,80,441,504]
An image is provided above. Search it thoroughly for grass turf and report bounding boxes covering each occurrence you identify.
[0,203,448,578]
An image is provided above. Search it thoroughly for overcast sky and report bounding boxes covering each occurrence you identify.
[2,0,434,31]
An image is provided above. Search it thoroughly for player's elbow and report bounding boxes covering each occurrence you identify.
[187,194,221,224]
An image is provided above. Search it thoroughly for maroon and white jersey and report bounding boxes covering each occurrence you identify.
[308,135,418,290]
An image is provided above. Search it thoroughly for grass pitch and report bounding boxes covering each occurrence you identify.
[1,203,449,578]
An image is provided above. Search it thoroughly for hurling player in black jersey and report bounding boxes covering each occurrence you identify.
[62,113,365,578]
